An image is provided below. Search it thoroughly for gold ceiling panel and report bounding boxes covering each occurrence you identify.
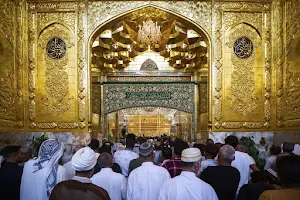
[91,7,208,71]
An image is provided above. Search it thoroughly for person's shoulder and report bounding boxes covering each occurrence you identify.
[259,189,277,199]
[198,177,216,190]
[58,165,66,172]
[235,151,253,161]
[23,159,36,170]
[63,160,71,167]
[223,165,240,172]
[129,151,139,157]
[110,170,125,179]
[155,164,170,173]
[202,165,218,173]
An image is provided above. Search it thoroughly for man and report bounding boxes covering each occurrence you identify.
[128,157,143,175]
[160,147,172,166]
[127,142,170,200]
[114,134,139,177]
[239,171,273,200]
[21,139,66,200]
[259,155,300,200]
[236,144,247,153]
[206,139,215,145]
[264,145,281,171]
[201,145,240,200]
[163,139,187,177]
[200,143,218,173]
[159,148,218,200]
[50,147,110,200]
[0,146,23,200]
[153,141,164,164]
[89,139,100,158]
[63,145,84,180]
[225,136,259,192]
[91,153,126,200]
[19,146,32,166]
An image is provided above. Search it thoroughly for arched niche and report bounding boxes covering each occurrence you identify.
[223,22,266,123]
[89,5,211,138]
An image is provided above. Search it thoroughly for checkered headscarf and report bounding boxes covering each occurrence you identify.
[33,139,63,197]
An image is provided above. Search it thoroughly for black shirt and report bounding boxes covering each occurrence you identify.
[0,162,23,200]
[200,166,240,200]
[238,182,273,200]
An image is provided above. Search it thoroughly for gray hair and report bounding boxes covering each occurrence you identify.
[98,152,112,168]
[20,146,32,154]
[72,145,84,155]
[219,145,235,161]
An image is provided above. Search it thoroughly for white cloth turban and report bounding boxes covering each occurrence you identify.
[72,147,97,171]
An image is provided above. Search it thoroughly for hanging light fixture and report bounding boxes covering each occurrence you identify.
[137,19,162,46]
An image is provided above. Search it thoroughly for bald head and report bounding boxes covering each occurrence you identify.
[218,145,235,166]
[97,152,113,168]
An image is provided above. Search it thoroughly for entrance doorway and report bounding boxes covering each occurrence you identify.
[90,6,210,141]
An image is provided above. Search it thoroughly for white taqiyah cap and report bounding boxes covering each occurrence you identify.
[181,148,202,162]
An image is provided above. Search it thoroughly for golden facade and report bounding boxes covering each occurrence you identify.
[0,0,299,141]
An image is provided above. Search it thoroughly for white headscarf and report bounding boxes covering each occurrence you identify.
[293,144,300,156]
[20,139,64,200]
[34,139,64,196]
[72,147,97,171]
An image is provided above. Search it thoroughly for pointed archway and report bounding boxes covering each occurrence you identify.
[89,5,211,141]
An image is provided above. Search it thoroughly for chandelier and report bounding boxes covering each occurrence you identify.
[137,19,162,46]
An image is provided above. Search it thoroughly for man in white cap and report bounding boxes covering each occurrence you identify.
[50,147,110,200]
[127,142,170,200]
[63,145,84,180]
[159,148,218,200]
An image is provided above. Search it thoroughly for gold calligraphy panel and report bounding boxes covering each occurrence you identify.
[212,2,272,131]
[0,0,23,130]
[27,2,87,131]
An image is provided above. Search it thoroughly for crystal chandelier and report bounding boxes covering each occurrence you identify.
[137,19,162,46]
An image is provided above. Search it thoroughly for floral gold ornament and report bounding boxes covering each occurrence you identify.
[38,26,74,116]
[226,26,262,116]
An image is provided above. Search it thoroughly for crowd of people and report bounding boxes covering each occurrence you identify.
[0,134,300,200]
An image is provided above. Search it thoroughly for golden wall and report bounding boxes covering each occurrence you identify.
[0,0,299,133]
[274,0,300,129]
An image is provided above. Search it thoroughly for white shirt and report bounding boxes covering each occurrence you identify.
[91,168,127,200]
[159,171,219,200]
[114,149,139,177]
[72,176,92,183]
[63,160,75,180]
[264,155,277,170]
[231,151,255,191]
[127,162,170,200]
[20,160,66,200]
[200,159,218,173]
[0,155,3,168]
